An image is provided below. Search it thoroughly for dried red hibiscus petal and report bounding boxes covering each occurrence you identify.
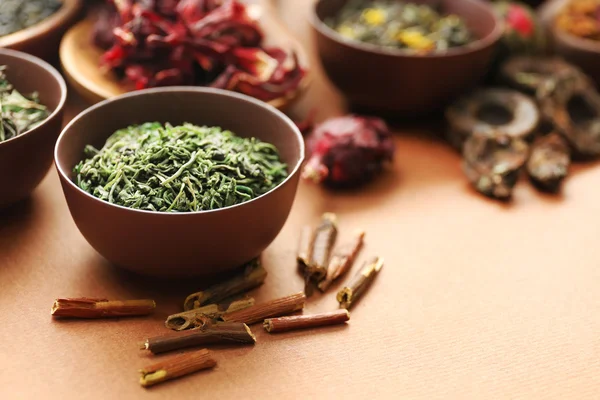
[302,116,395,187]
[93,0,304,101]
[211,49,304,101]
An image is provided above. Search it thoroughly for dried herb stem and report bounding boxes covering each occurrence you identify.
[337,257,384,309]
[296,225,314,268]
[264,310,350,333]
[318,230,365,292]
[139,348,216,387]
[305,213,337,284]
[51,298,156,318]
[221,292,306,325]
[184,259,267,310]
[166,298,255,331]
[142,322,256,354]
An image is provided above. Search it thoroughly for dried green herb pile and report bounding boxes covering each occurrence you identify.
[74,123,288,212]
[0,0,62,37]
[328,0,472,53]
[0,65,49,142]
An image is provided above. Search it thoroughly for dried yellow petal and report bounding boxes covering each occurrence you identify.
[361,8,386,26]
[337,24,356,39]
[396,31,434,50]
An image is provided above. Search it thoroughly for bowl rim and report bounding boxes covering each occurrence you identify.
[0,0,82,48]
[552,22,600,53]
[310,0,504,59]
[55,86,306,216]
[0,48,67,147]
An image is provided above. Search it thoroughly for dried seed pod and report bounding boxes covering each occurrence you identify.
[446,88,539,150]
[463,129,529,200]
[537,73,600,158]
[526,132,570,192]
[500,56,581,94]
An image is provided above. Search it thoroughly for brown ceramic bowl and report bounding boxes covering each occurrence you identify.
[0,0,83,61]
[311,0,503,115]
[539,0,600,86]
[55,87,304,278]
[0,48,67,208]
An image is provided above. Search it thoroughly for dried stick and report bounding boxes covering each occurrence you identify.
[337,257,384,309]
[318,230,365,292]
[139,349,216,387]
[142,322,256,354]
[264,310,350,333]
[166,298,255,331]
[184,259,267,310]
[51,298,156,318]
[305,213,337,283]
[221,292,306,325]
[296,225,314,268]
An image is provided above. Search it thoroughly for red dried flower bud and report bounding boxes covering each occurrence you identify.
[302,116,395,187]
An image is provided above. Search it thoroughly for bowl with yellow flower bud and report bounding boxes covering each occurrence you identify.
[311,0,503,115]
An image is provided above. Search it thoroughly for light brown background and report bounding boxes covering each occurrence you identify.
[1,1,599,398]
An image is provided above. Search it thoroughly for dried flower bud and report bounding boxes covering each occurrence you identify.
[302,116,395,188]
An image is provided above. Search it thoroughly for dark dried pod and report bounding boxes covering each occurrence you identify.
[526,132,570,192]
[500,56,582,94]
[537,73,600,158]
[446,88,539,151]
[463,129,529,200]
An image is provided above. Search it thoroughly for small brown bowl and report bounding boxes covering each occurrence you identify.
[310,0,503,115]
[55,87,304,278]
[0,0,83,61]
[538,0,600,86]
[0,48,67,208]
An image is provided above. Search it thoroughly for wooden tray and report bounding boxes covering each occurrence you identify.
[59,1,310,108]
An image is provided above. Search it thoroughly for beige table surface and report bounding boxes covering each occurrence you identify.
[1,1,600,399]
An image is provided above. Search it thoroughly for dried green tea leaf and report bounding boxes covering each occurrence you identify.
[74,123,288,212]
[0,66,49,142]
[0,0,62,37]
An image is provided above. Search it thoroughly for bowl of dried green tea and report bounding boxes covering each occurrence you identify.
[0,48,67,208]
[55,87,305,277]
[0,0,83,60]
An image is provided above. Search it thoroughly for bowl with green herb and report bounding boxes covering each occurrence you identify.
[0,0,83,60]
[0,48,67,208]
[55,87,304,277]
[311,0,502,114]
